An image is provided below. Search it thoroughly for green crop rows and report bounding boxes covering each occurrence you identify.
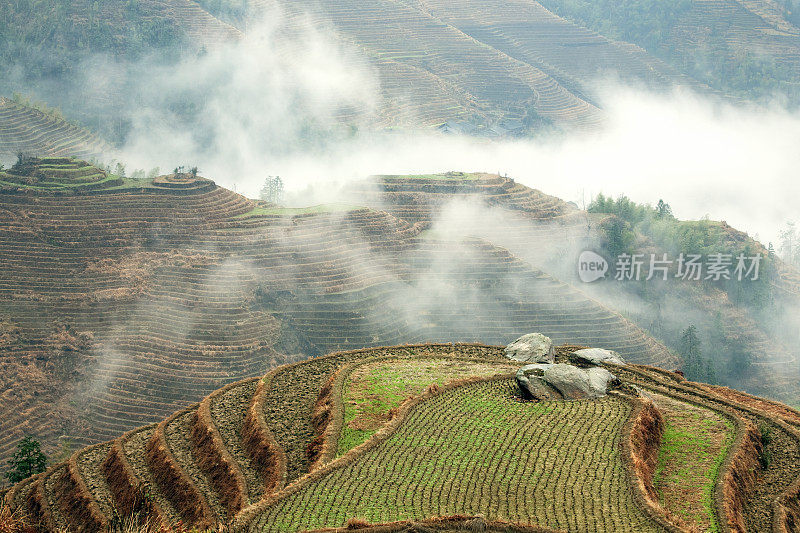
[251,380,661,532]
[233,204,364,218]
[652,393,734,532]
[378,172,482,181]
[338,357,518,456]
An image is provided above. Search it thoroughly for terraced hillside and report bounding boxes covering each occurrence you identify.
[346,172,800,405]
[148,0,242,47]
[653,0,800,95]
[537,0,800,99]
[2,162,798,482]
[0,98,111,162]
[249,0,708,129]
[5,0,798,156]
[0,161,688,470]
[5,344,800,532]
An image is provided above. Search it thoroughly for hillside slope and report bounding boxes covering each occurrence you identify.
[251,0,709,130]
[346,173,800,404]
[0,98,111,162]
[0,161,683,469]
[4,344,800,532]
[538,0,800,99]
[1,162,798,484]
[5,0,799,152]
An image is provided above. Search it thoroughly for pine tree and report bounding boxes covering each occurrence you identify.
[679,325,703,380]
[780,222,798,266]
[259,176,284,204]
[5,436,47,483]
[656,199,673,219]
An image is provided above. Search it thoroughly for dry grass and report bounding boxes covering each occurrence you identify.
[190,405,245,520]
[307,372,339,471]
[100,442,159,524]
[0,500,36,533]
[145,416,214,529]
[241,375,287,495]
[722,423,762,533]
[629,399,665,505]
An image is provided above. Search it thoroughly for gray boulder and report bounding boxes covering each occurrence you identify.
[505,333,555,363]
[542,364,594,400]
[570,348,626,366]
[586,366,621,395]
[516,363,620,400]
[515,364,559,400]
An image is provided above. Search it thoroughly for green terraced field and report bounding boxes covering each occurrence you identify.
[337,357,518,455]
[234,204,365,218]
[6,346,800,532]
[651,392,735,531]
[248,380,661,532]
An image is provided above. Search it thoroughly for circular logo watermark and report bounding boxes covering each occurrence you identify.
[578,251,608,283]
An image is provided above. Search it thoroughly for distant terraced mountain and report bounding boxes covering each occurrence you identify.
[4,0,799,154]
[0,98,111,163]
[253,0,708,129]
[0,0,720,146]
[537,0,800,99]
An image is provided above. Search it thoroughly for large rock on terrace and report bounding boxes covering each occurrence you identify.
[515,364,559,401]
[516,363,620,400]
[569,348,626,366]
[504,333,555,363]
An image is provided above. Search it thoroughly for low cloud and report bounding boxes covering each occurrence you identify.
[260,88,799,247]
[71,5,800,247]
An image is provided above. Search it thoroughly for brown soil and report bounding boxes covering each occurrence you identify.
[163,410,221,522]
[209,379,263,504]
[75,443,115,520]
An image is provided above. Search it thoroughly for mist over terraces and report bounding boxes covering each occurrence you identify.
[0,161,797,477]
[2,0,800,529]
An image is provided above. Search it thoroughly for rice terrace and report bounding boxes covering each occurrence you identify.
[3,0,800,531]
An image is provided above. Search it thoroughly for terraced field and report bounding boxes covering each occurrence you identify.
[250,0,709,130]
[249,382,656,532]
[649,392,734,530]
[3,162,799,478]
[5,344,800,532]
[1,162,698,468]
[0,98,111,162]
[6,0,798,161]
[145,0,242,47]
[335,357,520,455]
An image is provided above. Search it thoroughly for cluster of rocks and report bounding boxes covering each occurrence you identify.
[504,333,625,401]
